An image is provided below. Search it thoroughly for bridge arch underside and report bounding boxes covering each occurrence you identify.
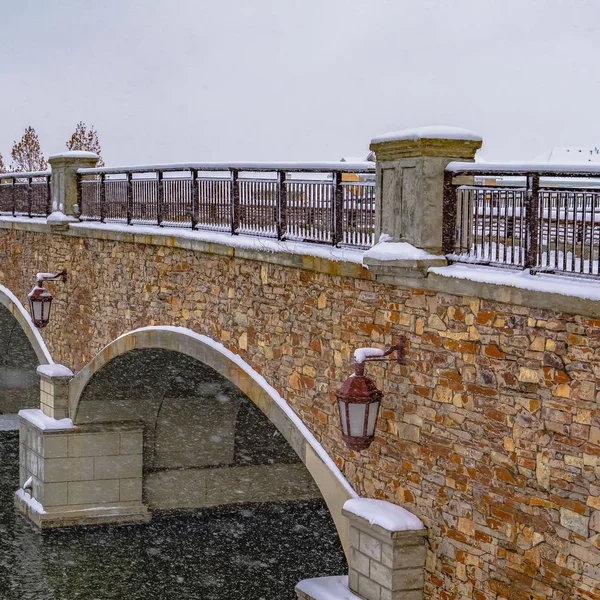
[76,348,324,511]
[0,303,39,414]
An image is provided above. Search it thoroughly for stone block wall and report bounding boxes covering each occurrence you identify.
[3,226,600,598]
[18,414,149,527]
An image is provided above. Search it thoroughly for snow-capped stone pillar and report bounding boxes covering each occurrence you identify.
[369,126,482,254]
[296,499,427,600]
[343,498,427,600]
[48,151,99,219]
[37,364,73,420]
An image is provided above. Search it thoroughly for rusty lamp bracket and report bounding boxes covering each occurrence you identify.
[36,269,68,284]
[354,338,407,376]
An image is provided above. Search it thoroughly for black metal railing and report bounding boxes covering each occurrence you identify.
[0,171,52,217]
[77,163,376,248]
[444,163,600,277]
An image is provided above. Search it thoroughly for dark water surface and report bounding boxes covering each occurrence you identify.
[0,431,346,600]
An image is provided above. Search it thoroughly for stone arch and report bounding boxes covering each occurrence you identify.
[0,284,53,366]
[0,284,52,413]
[69,326,356,555]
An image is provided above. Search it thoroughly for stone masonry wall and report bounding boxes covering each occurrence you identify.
[2,228,600,599]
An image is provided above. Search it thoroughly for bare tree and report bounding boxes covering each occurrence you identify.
[0,152,5,174]
[11,126,47,172]
[66,121,104,167]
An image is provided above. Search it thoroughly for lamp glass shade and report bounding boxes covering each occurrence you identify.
[339,401,348,435]
[367,400,380,437]
[32,298,44,321]
[42,299,52,322]
[348,402,367,437]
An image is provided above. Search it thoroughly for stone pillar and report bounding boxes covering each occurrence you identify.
[369,126,482,254]
[37,364,73,420]
[344,499,427,600]
[48,151,99,217]
[296,499,428,600]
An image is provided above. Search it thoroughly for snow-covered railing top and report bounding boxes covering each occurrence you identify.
[77,161,375,176]
[447,161,600,176]
[0,169,52,180]
[444,163,600,279]
[76,161,376,248]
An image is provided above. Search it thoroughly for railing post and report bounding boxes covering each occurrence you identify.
[27,177,33,218]
[11,178,16,216]
[157,171,164,227]
[76,172,82,217]
[45,175,52,216]
[525,173,540,269]
[231,169,239,235]
[442,170,456,254]
[191,169,199,229]
[331,171,344,246]
[126,172,133,225]
[277,170,287,240]
[99,173,106,223]
[369,127,482,253]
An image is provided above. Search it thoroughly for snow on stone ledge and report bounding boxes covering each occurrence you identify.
[296,576,359,600]
[48,151,99,161]
[343,498,425,531]
[15,489,46,514]
[363,236,440,262]
[70,222,365,265]
[429,264,600,302]
[19,409,75,431]
[371,126,482,145]
[37,364,74,378]
[47,211,78,223]
[0,216,49,225]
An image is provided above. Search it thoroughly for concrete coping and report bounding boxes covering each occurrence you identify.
[20,412,144,436]
[48,152,99,168]
[342,500,427,542]
[37,364,74,381]
[70,421,145,434]
[363,256,448,279]
[369,127,482,161]
[4,217,600,319]
[371,126,482,144]
[296,575,359,600]
[49,151,99,161]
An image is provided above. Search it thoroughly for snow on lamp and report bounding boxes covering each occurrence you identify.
[336,339,406,451]
[28,270,67,328]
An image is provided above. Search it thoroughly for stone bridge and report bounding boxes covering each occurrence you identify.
[2,128,600,600]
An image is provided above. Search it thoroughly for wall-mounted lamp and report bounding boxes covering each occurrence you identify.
[28,270,67,328]
[336,339,407,451]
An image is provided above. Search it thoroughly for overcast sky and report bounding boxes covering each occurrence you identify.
[1,0,598,166]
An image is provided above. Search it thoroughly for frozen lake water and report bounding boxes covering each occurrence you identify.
[0,430,346,600]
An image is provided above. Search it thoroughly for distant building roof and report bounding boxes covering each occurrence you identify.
[340,152,375,163]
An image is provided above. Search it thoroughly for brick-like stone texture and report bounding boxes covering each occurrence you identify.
[4,229,600,599]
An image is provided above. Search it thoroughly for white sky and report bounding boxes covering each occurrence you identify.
[1,0,598,166]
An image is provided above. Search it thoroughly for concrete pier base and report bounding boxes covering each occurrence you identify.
[14,492,150,528]
[16,410,149,528]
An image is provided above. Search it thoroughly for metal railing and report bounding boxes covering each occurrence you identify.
[444,163,600,277]
[77,163,376,248]
[0,171,52,218]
